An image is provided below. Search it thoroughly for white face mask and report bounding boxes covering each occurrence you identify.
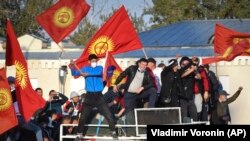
[10,86,15,91]
[91,62,97,68]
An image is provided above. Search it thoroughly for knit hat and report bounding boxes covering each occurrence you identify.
[70,91,79,99]
[7,76,15,83]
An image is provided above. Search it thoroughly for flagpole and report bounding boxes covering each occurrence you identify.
[142,48,148,59]
[56,43,83,74]
[103,50,109,67]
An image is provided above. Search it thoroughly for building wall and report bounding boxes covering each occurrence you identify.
[18,34,43,50]
[0,42,4,51]
[216,57,250,124]
[1,57,250,124]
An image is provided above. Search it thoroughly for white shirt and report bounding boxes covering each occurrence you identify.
[153,68,163,93]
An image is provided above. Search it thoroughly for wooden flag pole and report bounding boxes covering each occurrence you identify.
[56,43,84,74]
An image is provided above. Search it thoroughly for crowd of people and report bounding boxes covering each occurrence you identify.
[0,54,243,141]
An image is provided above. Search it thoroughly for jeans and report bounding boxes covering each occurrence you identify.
[76,93,116,134]
[124,87,157,114]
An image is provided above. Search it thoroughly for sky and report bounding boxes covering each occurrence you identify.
[85,0,153,26]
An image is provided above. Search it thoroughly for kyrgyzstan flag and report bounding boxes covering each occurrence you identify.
[74,5,143,68]
[103,52,125,87]
[0,68,18,134]
[202,23,250,65]
[36,0,90,43]
[5,19,46,122]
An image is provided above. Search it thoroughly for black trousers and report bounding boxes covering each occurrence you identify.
[76,93,116,134]
[180,99,198,122]
[124,87,157,114]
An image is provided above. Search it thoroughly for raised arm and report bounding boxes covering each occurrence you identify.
[226,87,243,104]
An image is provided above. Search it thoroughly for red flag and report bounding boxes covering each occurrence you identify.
[36,0,90,43]
[0,68,18,134]
[5,20,46,122]
[103,52,125,87]
[202,23,250,65]
[74,6,143,68]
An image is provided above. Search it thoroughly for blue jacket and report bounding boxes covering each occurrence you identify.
[71,65,104,92]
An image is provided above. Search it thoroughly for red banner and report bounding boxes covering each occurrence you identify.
[0,68,18,134]
[5,20,46,122]
[74,6,143,68]
[103,52,125,87]
[36,0,90,43]
[202,23,250,65]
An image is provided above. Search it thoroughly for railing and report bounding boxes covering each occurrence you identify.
[59,124,147,141]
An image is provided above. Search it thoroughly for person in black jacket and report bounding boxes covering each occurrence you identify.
[179,57,198,122]
[160,59,181,107]
[203,65,219,107]
[113,58,157,114]
[43,90,68,116]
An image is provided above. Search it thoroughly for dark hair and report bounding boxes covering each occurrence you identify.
[137,58,148,64]
[180,56,191,65]
[35,87,43,92]
[49,90,56,95]
[203,64,210,70]
[157,63,165,68]
[147,58,156,65]
[168,59,178,68]
[88,54,98,61]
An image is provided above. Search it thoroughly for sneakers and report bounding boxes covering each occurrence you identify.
[111,131,118,140]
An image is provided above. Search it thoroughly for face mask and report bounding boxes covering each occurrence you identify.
[10,85,15,91]
[91,62,97,68]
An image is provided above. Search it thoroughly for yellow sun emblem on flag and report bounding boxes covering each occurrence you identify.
[89,36,114,55]
[110,70,120,86]
[0,88,12,111]
[15,61,28,89]
[110,70,125,86]
[53,7,74,28]
[233,37,250,54]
